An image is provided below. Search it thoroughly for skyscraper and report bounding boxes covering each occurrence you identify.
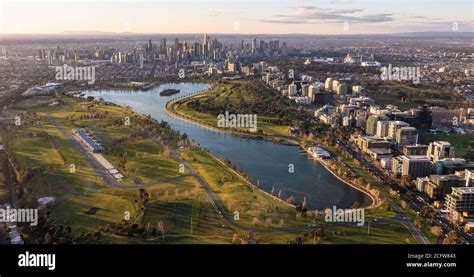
[203,33,210,56]
[160,38,167,55]
[174,38,179,51]
[148,39,153,51]
[428,141,456,162]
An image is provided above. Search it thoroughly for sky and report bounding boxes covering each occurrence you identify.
[0,0,472,34]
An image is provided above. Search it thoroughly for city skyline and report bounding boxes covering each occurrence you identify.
[0,0,472,35]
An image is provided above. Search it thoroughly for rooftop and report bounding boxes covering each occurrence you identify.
[404,155,431,161]
[432,140,452,146]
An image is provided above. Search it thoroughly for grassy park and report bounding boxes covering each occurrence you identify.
[170,80,293,138]
[1,95,312,243]
[0,91,437,244]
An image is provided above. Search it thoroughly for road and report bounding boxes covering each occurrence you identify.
[336,138,474,244]
[335,139,431,244]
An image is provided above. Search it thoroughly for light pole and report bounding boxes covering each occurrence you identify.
[368,218,377,235]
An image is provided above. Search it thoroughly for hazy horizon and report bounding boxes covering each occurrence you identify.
[0,0,472,35]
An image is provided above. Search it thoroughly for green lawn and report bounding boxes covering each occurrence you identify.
[319,223,416,244]
[2,93,437,244]
[3,96,308,242]
[424,133,474,159]
[3,97,221,239]
[368,83,468,110]
[180,147,312,229]
[171,82,291,138]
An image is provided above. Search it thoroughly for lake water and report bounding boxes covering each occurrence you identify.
[84,82,371,210]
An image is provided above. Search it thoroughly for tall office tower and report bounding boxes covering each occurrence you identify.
[202,44,207,57]
[366,115,386,136]
[139,53,144,69]
[401,155,432,179]
[148,39,153,51]
[160,38,167,54]
[203,34,210,56]
[74,51,80,61]
[194,42,201,57]
[445,187,474,220]
[376,120,390,138]
[251,38,257,54]
[425,175,463,200]
[38,49,45,60]
[308,85,319,101]
[336,83,348,95]
[259,40,265,51]
[324,78,333,92]
[387,120,410,139]
[301,84,310,97]
[48,50,54,65]
[396,127,418,150]
[174,38,179,51]
[428,141,456,162]
[241,40,244,50]
[269,40,279,53]
[145,39,152,61]
[288,83,297,96]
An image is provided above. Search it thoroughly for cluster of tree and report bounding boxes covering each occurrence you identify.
[74,112,108,121]
[101,220,165,240]
[419,205,438,223]
[131,188,149,223]
[443,231,460,244]
[187,79,321,134]
[287,228,325,244]
[22,208,74,244]
[231,231,259,244]
[273,58,380,76]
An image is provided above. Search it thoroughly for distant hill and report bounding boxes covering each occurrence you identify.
[386,31,473,38]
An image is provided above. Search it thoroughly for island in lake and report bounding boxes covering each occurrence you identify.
[159,88,180,96]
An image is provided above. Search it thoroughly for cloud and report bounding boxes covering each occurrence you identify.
[327,9,364,15]
[259,19,310,25]
[259,5,394,25]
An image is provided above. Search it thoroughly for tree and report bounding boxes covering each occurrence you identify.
[413,218,422,229]
[43,232,53,244]
[302,196,307,210]
[430,226,443,237]
[286,196,296,205]
[247,231,258,244]
[443,231,459,244]
[351,201,360,209]
[232,233,239,244]
[400,200,408,209]
[156,221,165,240]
